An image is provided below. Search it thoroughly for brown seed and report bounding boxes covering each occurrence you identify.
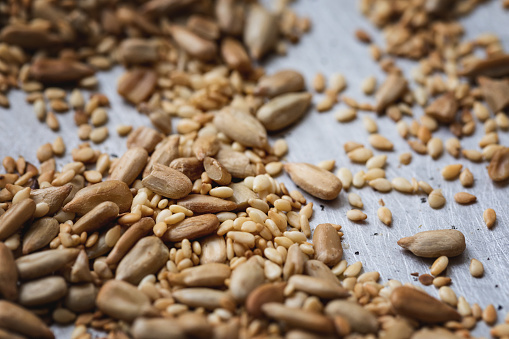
[419,274,434,286]
[454,192,477,204]
[172,288,235,311]
[243,4,278,60]
[96,280,157,322]
[117,68,157,105]
[71,201,119,234]
[110,147,148,186]
[390,286,461,323]
[346,209,367,222]
[16,248,80,280]
[284,162,342,200]
[170,157,204,182]
[483,304,497,325]
[313,223,343,267]
[488,147,509,181]
[325,300,378,334]
[0,199,36,240]
[22,217,59,254]
[116,236,169,285]
[177,194,237,214]
[18,276,67,307]
[118,38,159,65]
[63,180,132,215]
[397,229,466,258]
[131,318,185,339]
[469,258,484,278]
[375,73,407,113]
[220,37,251,72]
[483,208,496,229]
[106,217,155,265]
[29,58,95,84]
[170,25,217,61]
[254,70,305,98]
[143,135,179,178]
[213,108,268,149]
[427,137,443,159]
[262,302,335,334]
[246,283,286,318]
[168,263,231,287]
[0,243,18,301]
[193,135,219,162]
[142,162,192,199]
[163,214,219,242]
[127,126,163,154]
[256,92,312,131]
[0,300,54,339]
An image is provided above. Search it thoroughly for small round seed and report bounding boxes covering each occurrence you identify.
[454,192,477,204]
[469,258,484,278]
[483,208,496,229]
[428,189,446,209]
[346,209,367,222]
[430,256,449,276]
[399,152,412,165]
[377,207,391,226]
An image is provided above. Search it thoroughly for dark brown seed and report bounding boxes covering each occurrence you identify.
[391,286,461,323]
[177,194,237,214]
[0,243,18,301]
[163,214,219,242]
[419,274,434,286]
[220,38,251,72]
[29,59,95,84]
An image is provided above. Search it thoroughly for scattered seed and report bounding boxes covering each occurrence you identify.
[441,164,462,180]
[346,209,367,222]
[377,206,392,226]
[469,258,484,278]
[483,208,496,229]
[454,192,477,205]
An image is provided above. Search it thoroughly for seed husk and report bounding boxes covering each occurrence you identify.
[487,147,509,181]
[454,192,477,204]
[22,217,59,254]
[262,302,335,334]
[0,242,18,301]
[397,229,466,258]
[391,286,461,323]
[325,300,378,334]
[16,248,80,280]
[142,163,193,199]
[116,236,169,285]
[0,198,36,240]
[284,162,342,200]
[256,92,312,131]
[425,92,458,124]
[163,214,219,242]
[313,223,342,267]
[254,70,305,98]
[213,108,268,149]
[96,280,158,322]
[377,206,392,225]
[177,194,237,214]
[63,180,132,215]
[243,4,278,60]
[375,73,407,113]
[483,208,496,229]
[0,300,54,339]
[71,201,119,234]
[469,258,484,277]
[18,276,67,307]
[110,147,148,186]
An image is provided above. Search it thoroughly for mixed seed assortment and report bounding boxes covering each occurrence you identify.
[0,0,508,338]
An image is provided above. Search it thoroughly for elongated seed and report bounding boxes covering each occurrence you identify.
[377,207,391,226]
[483,208,496,229]
[430,256,449,276]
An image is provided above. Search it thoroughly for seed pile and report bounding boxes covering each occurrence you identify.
[0,0,508,338]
